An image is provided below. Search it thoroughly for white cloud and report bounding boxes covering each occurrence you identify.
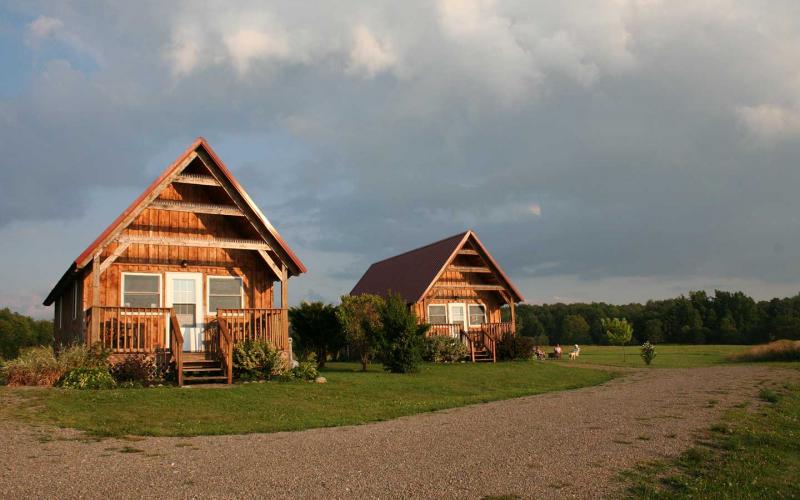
[347,25,396,78]
[224,29,290,75]
[166,31,202,78]
[436,0,540,103]
[736,105,800,144]
[27,16,64,40]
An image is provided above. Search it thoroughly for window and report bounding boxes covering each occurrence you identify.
[208,277,243,314]
[73,281,79,319]
[468,304,486,326]
[428,304,448,324]
[122,273,161,308]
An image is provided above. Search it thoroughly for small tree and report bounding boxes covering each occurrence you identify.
[640,341,656,365]
[380,294,427,373]
[602,317,633,363]
[289,302,344,368]
[337,294,384,371]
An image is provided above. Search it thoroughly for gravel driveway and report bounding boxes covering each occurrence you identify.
[1,364,796,499]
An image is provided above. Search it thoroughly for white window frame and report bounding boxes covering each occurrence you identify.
[120,272,163,309]
[427,304,448,324]
[447,303,467,328]
[206,276,244,316]
[468,303,487,327]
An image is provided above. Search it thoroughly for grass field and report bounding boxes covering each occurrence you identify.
[0,361,614,437]
[622,383,800,498]
[566,344,749,368]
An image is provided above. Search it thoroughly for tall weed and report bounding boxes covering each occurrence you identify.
[728,340,800,362]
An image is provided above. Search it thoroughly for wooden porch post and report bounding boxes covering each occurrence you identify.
[280,266,289,358]
[89,252,101,344]
[510,300,516,335]
[280,266,288,309]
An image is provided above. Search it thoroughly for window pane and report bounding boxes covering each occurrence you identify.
[428,305,447,324]
[124,293,160,308]
[124,275,159,293]
[209,278,242,295]
[469,305,486,325]
[174,303,196,327]
[209,295,242,313]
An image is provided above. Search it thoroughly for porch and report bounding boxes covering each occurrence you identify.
[84,306,289,386]
[427,322,514,363]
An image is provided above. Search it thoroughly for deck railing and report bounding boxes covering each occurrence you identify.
[426,322,513,362]
[85,306,173,354]
[216,320,234,384]
[427,323,463,338]
[168,310,184,386]
[480,322,514,341]
[216,308,289,351]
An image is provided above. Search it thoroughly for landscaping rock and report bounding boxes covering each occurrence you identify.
[314,376,327,384]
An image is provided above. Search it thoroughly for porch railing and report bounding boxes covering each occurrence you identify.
[85,306,173,353]
[85,306,185,384]
[426,322,513,363]
[216,308,289,351]
[427,323,463,338]
[168,310,184,386]
[212,320,234,384]
[481,322,514,340]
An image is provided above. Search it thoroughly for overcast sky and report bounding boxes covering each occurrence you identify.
[2,1,800,318]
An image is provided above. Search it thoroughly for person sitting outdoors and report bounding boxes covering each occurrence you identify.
[553,344,562,359]
[533,346,546,361]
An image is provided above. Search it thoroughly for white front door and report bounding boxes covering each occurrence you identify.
[448,303,467,334]
[166,273,204,352]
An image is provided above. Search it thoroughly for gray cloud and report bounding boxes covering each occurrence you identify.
[2,0,800,312]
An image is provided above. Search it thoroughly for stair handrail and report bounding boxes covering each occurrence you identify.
[168,309,184,386]
[481,327,498,363]
[218,320,234,384]
[460,327,476,362]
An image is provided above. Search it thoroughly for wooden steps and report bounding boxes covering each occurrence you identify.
[181,355,228,384]
[472,348,494,362]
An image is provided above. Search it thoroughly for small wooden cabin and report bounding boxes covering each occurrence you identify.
[350,230,524,362]
[43,138,306,385]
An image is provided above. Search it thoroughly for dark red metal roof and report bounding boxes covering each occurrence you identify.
[44,138,306,305]
[350,230,524,303]
[350,232,467,303]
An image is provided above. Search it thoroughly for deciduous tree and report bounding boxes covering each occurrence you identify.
[337,294,384,371]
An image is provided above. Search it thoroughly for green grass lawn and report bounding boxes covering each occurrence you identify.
[565,344,749,368]
[623,383,800,498]
[0,361,614,437]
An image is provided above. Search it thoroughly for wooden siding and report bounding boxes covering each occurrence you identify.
[414,246,505,325]
[53,273,84,347]
[72,159,276,340]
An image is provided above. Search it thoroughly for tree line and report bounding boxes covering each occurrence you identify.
[0,308,53,360]
[506,290,800,345]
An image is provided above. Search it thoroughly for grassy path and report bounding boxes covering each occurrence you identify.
[1,361,614,437]
[569,344,747,368]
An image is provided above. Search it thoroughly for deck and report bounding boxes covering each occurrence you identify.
[84,306,289,386]
[427,322,513,362]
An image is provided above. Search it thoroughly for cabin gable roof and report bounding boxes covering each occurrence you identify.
[349,230,524,304]
[44,138,305,306]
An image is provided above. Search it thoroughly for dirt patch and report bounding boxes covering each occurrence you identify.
[0,365,796,499]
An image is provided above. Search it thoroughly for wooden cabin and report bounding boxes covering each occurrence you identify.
[350,230,524,362]
[43,138,306,385]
